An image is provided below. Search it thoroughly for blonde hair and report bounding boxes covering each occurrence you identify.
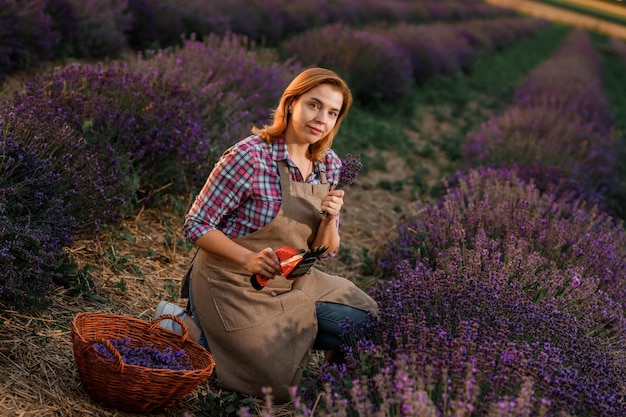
[251,67,353,162]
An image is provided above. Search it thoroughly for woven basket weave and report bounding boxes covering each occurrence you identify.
[71,311,215,414]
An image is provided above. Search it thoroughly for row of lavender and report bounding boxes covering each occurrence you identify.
[298,29,626,416]
[280,17,548,104]
[0,16,546,306]
[464,29,618,207]
[0,0,516,84]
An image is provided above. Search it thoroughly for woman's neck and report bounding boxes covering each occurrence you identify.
[286,145,312,179]
[286,142,309,162]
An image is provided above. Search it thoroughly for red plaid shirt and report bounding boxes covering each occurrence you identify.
[184,135,341,243]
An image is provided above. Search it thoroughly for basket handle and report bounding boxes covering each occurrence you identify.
[89,337,126,374]
[149,314,191,344]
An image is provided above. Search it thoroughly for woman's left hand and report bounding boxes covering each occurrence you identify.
[320,188,344,220]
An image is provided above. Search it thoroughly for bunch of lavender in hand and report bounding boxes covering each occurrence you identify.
[336,153,363,189]
[321,154,362,219]
[92,338,194,370]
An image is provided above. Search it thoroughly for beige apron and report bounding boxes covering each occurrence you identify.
[185,160,377,402]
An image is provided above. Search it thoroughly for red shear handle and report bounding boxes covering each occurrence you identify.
[250,246,303,290]
[250,273,269,290]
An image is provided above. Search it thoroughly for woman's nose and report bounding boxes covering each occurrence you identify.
[315,111,329,124]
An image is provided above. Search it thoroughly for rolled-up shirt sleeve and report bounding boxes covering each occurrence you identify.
[183,146,255,243]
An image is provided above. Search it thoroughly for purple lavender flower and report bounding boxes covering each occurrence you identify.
[336,153,362,189]
[0,133,75,306]
[92,338,194,371]
[321,154,362,219]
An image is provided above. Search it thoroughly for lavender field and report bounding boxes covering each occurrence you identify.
[2,1,626,416]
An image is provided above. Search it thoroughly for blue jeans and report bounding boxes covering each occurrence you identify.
[188,281,368,352]
[313,301,368,350]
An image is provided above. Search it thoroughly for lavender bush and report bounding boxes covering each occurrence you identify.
[157,0,229,42]
[67,0,131,59]
[0,103,129,230]
[279,23,413,104]
[0,0,61,80]
[94,0,226,52]
[514,30,613,136]
[43,0,80,57]
[3,60,208,227]
[463,106,617,197]
[270,0,333,36]
[495,162,605,211]
[131,33,300,173]
[380,167,626,343]
[249,168,626,416]
[304,258,626,416]
[0,134,75,306]
[124,0,179,50]
[220,0,288,45]
[463,29,618,202]
[383,22,477,82]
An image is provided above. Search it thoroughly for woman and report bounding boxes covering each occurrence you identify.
[155,67,378,403]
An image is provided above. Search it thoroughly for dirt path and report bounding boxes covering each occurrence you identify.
[566,0,626,18]
[485,0,626,39]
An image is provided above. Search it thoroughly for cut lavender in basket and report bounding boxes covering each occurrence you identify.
[92,338,194,370]
[321,154,362,219]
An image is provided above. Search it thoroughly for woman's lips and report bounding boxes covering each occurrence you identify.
[308,125,323,135]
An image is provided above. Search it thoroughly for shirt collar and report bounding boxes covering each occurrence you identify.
[270,135,327,177]
[270,135,290,162]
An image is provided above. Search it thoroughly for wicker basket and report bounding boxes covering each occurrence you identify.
[71,311,215,414]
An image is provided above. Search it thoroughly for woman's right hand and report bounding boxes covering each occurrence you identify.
[195,231,283,279]
[244,247,282,279]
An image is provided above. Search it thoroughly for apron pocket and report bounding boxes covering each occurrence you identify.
[212,286,287,332]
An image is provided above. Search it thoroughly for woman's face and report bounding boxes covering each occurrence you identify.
[285,83,344,147]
